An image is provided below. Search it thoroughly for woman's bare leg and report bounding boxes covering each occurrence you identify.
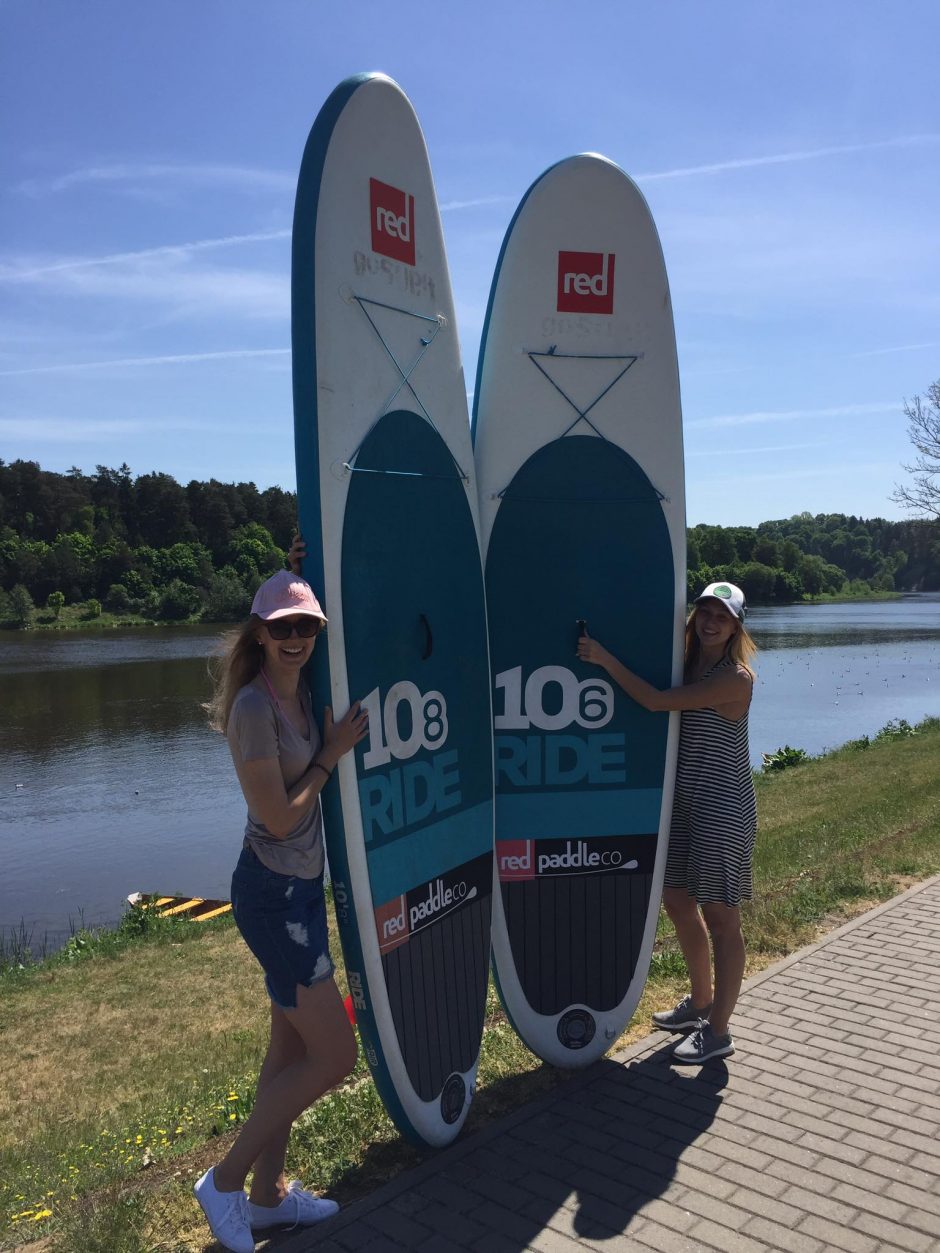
[662,887,713,1010]
[701,902,745,1036]
[243,1003,306,1207]
[212,977,356,1194]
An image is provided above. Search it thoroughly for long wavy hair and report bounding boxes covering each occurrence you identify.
[205,617,264,733]
[684,604,758,680]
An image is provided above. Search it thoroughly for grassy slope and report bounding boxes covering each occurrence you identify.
[2,721,939,1251]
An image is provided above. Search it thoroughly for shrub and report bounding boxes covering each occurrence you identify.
[157,579,202,621]
[6,584,35,628]
[761,745,810,772]
[104,582,132,613]
[874,719,917,742]
[202,568,251,622]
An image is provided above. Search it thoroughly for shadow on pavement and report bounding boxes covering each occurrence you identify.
[453,1043,729,1247]
[272,1038,728,1250]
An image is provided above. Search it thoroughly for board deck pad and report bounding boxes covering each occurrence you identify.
[473,155,686,1067]
[292,75,494,1146]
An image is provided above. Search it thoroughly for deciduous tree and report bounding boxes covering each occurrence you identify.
[891,379,940,518]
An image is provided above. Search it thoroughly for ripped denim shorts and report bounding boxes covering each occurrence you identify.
[230,846,335,1009]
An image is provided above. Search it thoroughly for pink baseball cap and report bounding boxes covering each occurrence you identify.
[250,570,327,623]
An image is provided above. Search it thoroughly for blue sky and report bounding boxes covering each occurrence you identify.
[1,0,937,527]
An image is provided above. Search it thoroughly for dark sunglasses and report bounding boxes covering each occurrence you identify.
[265,618,322,640]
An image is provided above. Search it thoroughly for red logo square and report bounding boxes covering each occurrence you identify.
[497,840,536,882]
[374,894,410,954]
[370,178,415,265]
[557,251,615,314]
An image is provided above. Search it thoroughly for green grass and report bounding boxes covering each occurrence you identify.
[3,718,939,1251]
[24,604,189,631]
[0,899,234,979]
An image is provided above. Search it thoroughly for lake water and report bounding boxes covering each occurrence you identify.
[1,596,938,948]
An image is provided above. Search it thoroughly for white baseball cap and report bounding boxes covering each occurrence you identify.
[695,581,746,620]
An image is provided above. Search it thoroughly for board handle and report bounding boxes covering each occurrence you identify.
[419,613,433,660]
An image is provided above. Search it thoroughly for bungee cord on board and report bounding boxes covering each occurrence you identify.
[492,348,666,503]
[339,292,469,482]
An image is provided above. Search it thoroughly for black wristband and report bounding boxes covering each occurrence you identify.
[312,760,332,780]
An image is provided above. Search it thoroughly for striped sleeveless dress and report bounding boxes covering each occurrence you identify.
[665,656,757,907]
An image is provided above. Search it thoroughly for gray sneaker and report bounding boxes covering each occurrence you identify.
[652,995,712,1033]
[672,1021,735,1065]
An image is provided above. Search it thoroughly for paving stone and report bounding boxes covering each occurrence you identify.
[888,1125,940,1157]
[631,1219,702,1252]
[526,1227,587,1251]
[829,1179,910,1222]
[536,1195,623,1242]
[409,1199,489,1244]
[415,1175,481,1213]
[366,1205,433,1245]
[388,1189,431,1217]
[853,1210,936,1252]
[285,879,940,1253]
[416,1237,472,1253]
[795,1212,881,1252]
[744,1215,823,1253]
[674,1187,756,1232]
[707,1158,789,1199]
[334,1233,405,1252]
[685,1216,770,1252]
[776,1183,856,1224]
[794,1128,870,1164]
[327,1223,398,1251]
[469,1235,518,1253]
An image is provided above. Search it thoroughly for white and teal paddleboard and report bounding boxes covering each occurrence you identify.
[472,154,686,1067]
[292,74,494,1146]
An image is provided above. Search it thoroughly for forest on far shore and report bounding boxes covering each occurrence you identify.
[1,458,938,628]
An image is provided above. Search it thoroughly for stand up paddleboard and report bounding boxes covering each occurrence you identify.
[472,154,685,1067]
[292,74,494,1146]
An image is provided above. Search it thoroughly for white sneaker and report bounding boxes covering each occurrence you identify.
[194,1168,254,1253]
[248,1180,340,1230]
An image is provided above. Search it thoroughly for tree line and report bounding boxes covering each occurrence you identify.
[1,459,938,628]
[686,512,939,603]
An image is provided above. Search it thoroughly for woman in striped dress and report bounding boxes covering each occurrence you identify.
[577,582,757,1064]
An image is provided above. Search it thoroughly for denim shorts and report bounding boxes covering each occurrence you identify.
[230,846,335,1009]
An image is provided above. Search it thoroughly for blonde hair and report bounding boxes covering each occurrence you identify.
[684,604,757,680]
[205,617,264,733]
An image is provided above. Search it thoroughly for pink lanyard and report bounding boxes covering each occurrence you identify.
[259,667,285,714]
[260,668,310,741]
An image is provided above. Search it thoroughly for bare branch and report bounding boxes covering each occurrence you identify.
[890,378,940,517]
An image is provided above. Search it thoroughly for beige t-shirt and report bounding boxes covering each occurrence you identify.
[226,675,325,879]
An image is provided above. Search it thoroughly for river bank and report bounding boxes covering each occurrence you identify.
[3,720,939,1251]
[4,596,939,952]
[9,588,903,633]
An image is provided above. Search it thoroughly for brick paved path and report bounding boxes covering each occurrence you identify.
[278,876,940,1253]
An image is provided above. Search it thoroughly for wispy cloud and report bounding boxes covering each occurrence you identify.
[687,440,835,457]
[0,416,201,440]
[703,460,894,485]
[851,341,940,358]
[439,195,516,212]
[637,134,940,183]
[18,162,295,198]
[689,401,897,430]
[0,231,290,283]
[0,251,289,320]
[0,348,290,377]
